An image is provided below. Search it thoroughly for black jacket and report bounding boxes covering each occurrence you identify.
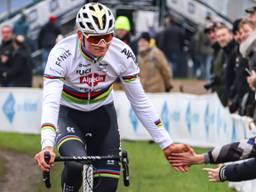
[38,22,61,49]
[0,39,14,86]
[220,158,256,182]
[156,24,185,56]
[5,45,32,87]
[223,40,238,101]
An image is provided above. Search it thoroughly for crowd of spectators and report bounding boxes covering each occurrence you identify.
[196,6,256,120]
[2,4,256,117]
[0,15,62,87]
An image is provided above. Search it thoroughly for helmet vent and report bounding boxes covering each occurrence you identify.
[89,6,95,11]
[82,6,86,10]
[98,4,103,10]
[92,15,99,27]
[86,22,94,30]
[79,22,86,29]
[108,19,113,30]
[82,13,88,18]
[108,10,111,16]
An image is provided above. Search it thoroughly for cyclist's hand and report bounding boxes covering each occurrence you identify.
[34,146,56,172]
[163,144,193,172]
[168,148,205,167]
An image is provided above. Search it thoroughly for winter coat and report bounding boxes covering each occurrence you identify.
[223,40,238,101]
[138,47,173,92]
[38,22,61,49]
[5,45,32,87]
[212,47,227,106]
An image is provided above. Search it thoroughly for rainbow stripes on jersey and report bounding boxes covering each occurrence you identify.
[62,84,113,104]
[121,74,138,83]
[154,119,163,128]
[94,169,120,179]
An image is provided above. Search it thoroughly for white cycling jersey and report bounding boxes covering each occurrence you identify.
[41,34,173,149]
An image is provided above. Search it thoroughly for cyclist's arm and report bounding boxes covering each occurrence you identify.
[204,137,256,164]
[119,49,173,149]
[41,48,68,150]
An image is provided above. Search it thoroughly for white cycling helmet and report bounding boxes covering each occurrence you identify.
[76,2,115,35]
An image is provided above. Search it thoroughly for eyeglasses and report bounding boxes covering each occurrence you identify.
[85,33,113,45]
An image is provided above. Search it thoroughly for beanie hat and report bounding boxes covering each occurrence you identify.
[139,32,151,42]
[115,16,131,31]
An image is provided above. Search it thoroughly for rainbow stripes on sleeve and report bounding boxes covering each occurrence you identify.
[41,123,56,132]
[154,119,163,128]
[44,74,64,81]
[121,74,138,83]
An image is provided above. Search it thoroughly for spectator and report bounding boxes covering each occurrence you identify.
[221,26,237,107]
[114,16,137,55]
[137,32,173,92]
[1,35,33,87]
[191,25,213,80]
[204,22,221,76]
[114,16,137,90]
[0,25,14,86]
[13,13,29,38]
[239,19,256,118]
[245,6,256,24]
[155,15,185,77]
[210,24,232,106]
[228,19,251,114]
[38,15,61,71]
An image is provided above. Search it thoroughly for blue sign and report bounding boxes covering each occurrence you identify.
[161,101,169,131]
[185,102,192,135]
[170,111,180,122]
[3,93,15,123]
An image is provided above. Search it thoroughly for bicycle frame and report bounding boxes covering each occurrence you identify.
[43,151,129,191]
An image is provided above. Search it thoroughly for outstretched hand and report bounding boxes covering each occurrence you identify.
[203,166,222,182]
[167,147,204,167]
[163,144,194,172]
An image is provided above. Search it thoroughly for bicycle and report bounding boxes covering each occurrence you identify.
[42,150,130,192]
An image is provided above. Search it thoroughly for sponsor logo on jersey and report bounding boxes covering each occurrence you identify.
[55,49,71,66]
[76,68,91,75]
[98,62,108,72]
[121,48,136,62]
[80,73,106,86]
[78,63,91,68]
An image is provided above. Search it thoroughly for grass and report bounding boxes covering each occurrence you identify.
[0,132,234,192]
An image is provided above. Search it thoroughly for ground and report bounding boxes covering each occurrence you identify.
[0,150,40,192]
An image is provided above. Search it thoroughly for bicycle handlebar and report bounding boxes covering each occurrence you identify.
[54,155,120,162]
[42,150,130,188]
[42,151,51,188]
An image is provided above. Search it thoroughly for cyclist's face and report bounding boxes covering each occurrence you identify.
[78,31,111,57]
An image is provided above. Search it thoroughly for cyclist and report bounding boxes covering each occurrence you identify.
[34,2,190,192]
